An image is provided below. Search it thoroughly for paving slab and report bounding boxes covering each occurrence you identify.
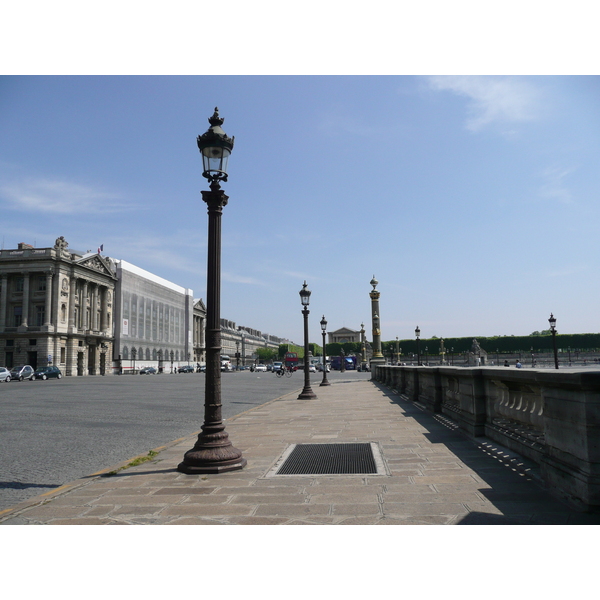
[2,379,600,525]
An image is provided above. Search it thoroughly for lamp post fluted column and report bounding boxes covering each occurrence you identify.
[369,276,385,375]
[298,281,317,399]
[178,108,246,474]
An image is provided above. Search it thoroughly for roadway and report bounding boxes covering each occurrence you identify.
[0,369,370,511]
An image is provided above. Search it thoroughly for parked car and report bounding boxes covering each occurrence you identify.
[32,366,63,380]
[255,364,267,372]
[139,367,157,374]
[10,365,34,381]
[0,367,11,382]
[178,365,195,373]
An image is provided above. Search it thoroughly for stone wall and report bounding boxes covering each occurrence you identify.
[373,364,600,512]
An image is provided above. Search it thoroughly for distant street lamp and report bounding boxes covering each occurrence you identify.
[340,348,346,373]
[178,108,246,474]
[396,336,399,365]
[320,316,330,386]
[298,282,317,399]
[158,349,163,373]
[415,326,421,366]
[568,346,572,366]
[531,346,534,368]
[170,350,174,374]
[360,322,366,368]
[425,346,429,366]
[549,313,559,369]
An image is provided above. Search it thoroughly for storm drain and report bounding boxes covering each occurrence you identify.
[265,443,388,477]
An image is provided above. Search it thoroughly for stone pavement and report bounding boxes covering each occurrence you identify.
[2,378,599,525]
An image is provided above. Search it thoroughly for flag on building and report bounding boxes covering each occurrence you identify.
[98,244,104,254]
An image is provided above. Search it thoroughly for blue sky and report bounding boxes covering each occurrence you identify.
[2,3,599,346]
[2,75,598,346]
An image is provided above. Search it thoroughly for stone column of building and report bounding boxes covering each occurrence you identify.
[81,280,88,330]
[21,273,30,328]
[100,286,109,333]
[68,276,77,331]
[92,284,99,331]
[44,271,53,327]
[0,274,7,330]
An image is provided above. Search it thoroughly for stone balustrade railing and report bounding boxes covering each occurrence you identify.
[373,364,600,512]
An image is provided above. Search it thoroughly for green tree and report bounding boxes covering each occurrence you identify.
[255,348,278,362]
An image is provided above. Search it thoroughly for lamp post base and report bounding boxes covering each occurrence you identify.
[177,423,247,474]
[298,387,317,399]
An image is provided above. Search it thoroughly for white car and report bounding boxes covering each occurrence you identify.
[255,364,267,372]
[308,364,317,373]
[0,367,11,382]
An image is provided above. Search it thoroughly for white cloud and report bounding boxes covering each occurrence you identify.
[428,76,541,132]
[0,177,132,214]
[538,165,575,204]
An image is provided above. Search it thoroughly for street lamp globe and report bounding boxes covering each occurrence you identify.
[299,281,311,306]
[197,107,235,185]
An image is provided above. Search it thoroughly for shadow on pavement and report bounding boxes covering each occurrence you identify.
[373,381,600,525]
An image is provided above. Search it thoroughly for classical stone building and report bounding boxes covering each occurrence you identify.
[328,326,361,344]
[0,237,290,376]
[0,238,116,376]
[220,319,284,367]
[193,298,206,366]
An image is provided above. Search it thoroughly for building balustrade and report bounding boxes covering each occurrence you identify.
[373,364,600,512]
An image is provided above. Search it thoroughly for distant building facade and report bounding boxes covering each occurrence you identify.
[328,327,361,344]
[220,319,285,366]
[0,237,289,375]
[112,260,195,373]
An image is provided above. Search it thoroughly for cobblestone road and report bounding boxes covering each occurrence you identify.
[0,370,369,510]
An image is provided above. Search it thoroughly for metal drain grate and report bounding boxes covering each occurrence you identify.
[276,443,378,475]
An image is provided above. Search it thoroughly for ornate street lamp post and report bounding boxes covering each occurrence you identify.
[298,282,317,399]
[320,315,330,386]
[170,350,174,374]
[415,326,421,366]
[178,108,246,474]
[549,313,559,370]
